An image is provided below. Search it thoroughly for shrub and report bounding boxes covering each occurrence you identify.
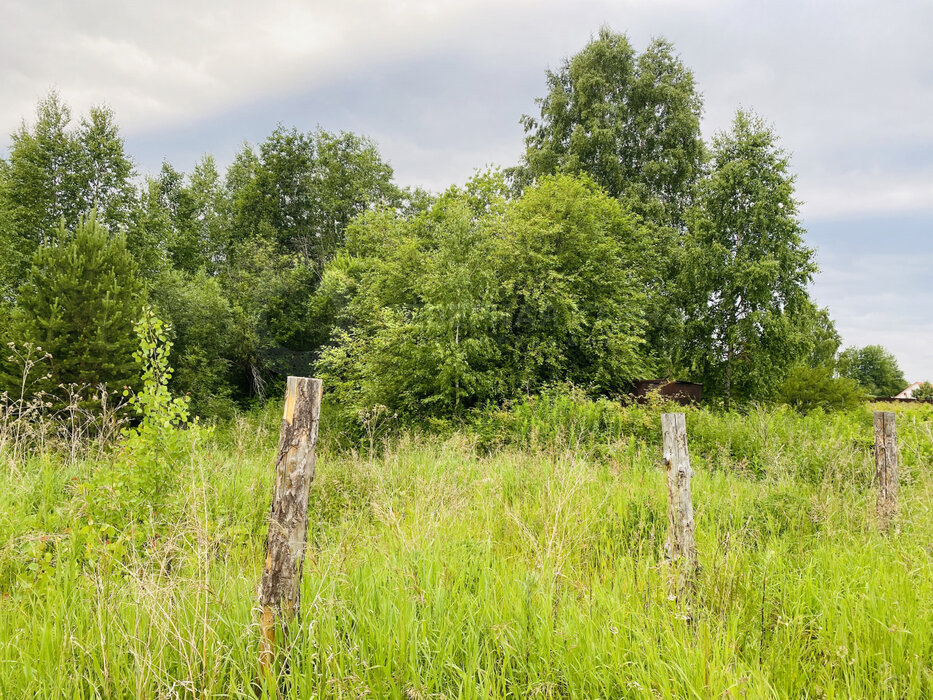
[318,173,652,420]
[777,364,866,413]
[78,308,203,541]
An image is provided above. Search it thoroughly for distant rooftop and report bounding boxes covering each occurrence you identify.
[894,381,930,399]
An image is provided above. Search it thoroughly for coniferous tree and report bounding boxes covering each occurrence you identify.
[4,213,144,403]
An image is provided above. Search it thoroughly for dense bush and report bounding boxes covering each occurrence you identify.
[318,173,652,421]
[777,364,866,413]
[913,382,933,402]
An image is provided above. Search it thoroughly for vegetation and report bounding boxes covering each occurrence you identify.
[318,174,651,419]
[0,26,928,699]
[914,382,933,402]
[682,111,819,407]
[838,345,909,398]
[776,365,866,413]
[0,29,862,417]
[1,214,143,406]
[1,392,932,697]
[0,93,135,297]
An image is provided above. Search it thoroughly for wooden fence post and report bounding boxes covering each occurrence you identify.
[873,410,898,527]
[661,413,697,593]
[259,376,323,681]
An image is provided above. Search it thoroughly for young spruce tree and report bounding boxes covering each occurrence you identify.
[7,213,144,403]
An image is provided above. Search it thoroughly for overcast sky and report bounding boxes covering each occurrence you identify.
[2,0,931,380]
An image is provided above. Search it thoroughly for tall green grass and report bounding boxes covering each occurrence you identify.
[0,399,931,698]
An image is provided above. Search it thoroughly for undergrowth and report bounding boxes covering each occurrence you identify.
[0,389,931,698]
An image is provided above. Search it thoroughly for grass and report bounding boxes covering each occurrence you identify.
[0,400,931,698]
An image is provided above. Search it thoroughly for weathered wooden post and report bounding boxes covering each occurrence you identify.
[661,413,697,594]
[259,376,323,681]
[873,410,898,527]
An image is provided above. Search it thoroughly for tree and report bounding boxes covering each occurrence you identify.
[682,111,818,406]
[222,126,402,394]
[317,174,506,416]
[0,93,135,293]
[3,213,144,403]
[837,345,908,398]
[129,156,229,278]
[512,28,704,222]
[227,126,399,271]
[778,365,865,413]
[494,174,650,396]
[150,268,239,418]
[913,382,933,402]
[802,306,842,368]
[510,29,703,371]
[317,173,651,418]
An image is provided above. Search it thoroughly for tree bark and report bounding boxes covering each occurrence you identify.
[258,376,323,680]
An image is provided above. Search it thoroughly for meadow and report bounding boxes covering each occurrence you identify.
[1,396,932,698]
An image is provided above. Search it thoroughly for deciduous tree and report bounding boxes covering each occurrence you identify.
[837,345,907,398]
[318,173,651,418]
[513,29,703,221]
[682,111,817,406]
[0,93,135,293]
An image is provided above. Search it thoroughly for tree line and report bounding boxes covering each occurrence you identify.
[0,28,909,423]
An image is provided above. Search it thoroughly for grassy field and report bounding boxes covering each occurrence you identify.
[1,399,932,698]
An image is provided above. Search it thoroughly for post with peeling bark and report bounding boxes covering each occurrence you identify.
[873,410,898,528]
[661,413,697,595]
[259,376,323,682]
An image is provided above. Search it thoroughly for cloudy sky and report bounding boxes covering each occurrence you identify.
[2,0,931,380]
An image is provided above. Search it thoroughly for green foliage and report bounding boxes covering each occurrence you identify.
[802,306,842,368]
[469,385,672,455]
[510,28,705,372]
[682,111,818,406]
[227,126,400,271]
[217,127,402,394]
[150,269,239,418]
[318,173,651,420]
[0,92,135,292]
[777,364,866,413]
[837,344,908,398]
[317,175,507,418]
[2,402,933,696]
[128,157,229,278]
[496,174,651,392]
[0,40,849,419]
[80,308,201,532]
[913,382,933,402]
[513,28,703,221]
[2,213,144,405]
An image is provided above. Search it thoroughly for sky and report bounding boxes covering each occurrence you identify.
[1,0,931,380]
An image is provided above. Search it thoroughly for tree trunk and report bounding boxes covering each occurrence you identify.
[258,376,323,680]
